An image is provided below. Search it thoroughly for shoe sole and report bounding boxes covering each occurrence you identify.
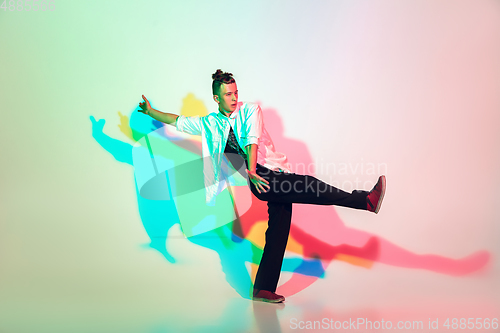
[374,175,386,214]
[252,296,285,303]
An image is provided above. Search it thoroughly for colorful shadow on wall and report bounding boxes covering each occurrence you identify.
[89,93,490,301]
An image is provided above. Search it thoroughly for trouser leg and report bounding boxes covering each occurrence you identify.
[253,201,292,292]
[249,163,368,209]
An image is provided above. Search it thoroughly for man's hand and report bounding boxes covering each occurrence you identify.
[246,169,270,194]
[138,95,153,115]
[137,95,179,125]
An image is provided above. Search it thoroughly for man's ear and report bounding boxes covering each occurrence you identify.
[213,95,219,104]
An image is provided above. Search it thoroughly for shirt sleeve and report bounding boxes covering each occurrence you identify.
[242,104,263,146]
[175,115,203,136]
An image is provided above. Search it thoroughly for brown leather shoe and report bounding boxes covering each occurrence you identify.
[253,289,285,303]
[367,175,386,214]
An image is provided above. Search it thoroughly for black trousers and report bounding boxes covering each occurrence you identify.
[247,163,369,292]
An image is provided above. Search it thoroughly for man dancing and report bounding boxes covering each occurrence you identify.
[137,69,386,303]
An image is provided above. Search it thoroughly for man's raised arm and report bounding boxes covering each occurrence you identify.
[137,95,178,126]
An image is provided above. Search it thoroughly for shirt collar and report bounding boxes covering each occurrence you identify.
[217,102,240,120]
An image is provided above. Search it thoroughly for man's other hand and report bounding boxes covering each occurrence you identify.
[246,169,270,194]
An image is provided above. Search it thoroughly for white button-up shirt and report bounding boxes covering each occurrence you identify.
[175,102,291,205]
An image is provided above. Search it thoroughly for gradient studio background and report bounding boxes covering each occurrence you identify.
[1,0,499,332]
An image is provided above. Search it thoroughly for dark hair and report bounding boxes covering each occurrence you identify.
[212,69,235,96]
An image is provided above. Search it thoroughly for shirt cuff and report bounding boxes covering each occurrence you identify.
[175,115,185,132]
[243,136,259,146]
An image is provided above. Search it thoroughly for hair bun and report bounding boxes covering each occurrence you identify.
[212,69,224,80]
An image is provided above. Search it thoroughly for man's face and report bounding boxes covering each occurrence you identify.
[215,82,238,113]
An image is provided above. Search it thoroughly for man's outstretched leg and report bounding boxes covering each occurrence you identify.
[249,164,386,213]
[252,201,292,303]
